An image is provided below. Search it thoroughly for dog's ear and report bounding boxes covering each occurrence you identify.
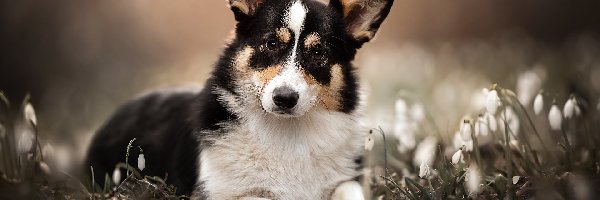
[329,0,394,47]
[228,0,265,21]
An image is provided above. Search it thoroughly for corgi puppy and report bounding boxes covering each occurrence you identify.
[85,0,393,199]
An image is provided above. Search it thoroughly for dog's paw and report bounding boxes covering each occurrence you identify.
[331,181,365,200]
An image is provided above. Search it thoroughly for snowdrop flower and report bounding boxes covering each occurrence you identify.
[474,117,487,137]
[465,163,482,194]
[395,98,409,116]
[516,70,543,106]
[39,161,52,175]
[453,132,473,152]
[512,176,520,185]
[418,162,430,179]
[474,116,493,145]
[394,98,416,153]
[451,149,464,165]
[112,168,122,185]
[410,103,426,122]
[24,103,37,126]
[549,104,562,131]
[364,134,374,151]
[138,153,145,171]
[331,181,364,200]
[396,131,416,154]
[413,136,437,167]
[499,107,520,136]
[533,93,544,115]
[459,119,472,140]
[563,97,580,119]
[484,113,497,132]
[18,130,34,154]
[486,90,501,114]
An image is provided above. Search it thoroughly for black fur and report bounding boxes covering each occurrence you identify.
[85,0,393,197]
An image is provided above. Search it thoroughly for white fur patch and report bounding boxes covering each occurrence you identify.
[197,96,365,199]
[286,0,306,39]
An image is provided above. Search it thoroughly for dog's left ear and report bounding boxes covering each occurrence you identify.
[329,0,394,47]
[228,0,265,21]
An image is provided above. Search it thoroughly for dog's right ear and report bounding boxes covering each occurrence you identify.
[228,0,265,21]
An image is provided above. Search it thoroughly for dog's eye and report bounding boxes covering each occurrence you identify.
[266,39,279,51]
[311,49,323,56]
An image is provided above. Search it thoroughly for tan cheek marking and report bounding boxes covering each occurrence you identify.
[256,65,282,85]
[301,68,318,86]
[233,46,254,75]
[304,33,320,48]
[276,28,291,43]
[318,64,344,111]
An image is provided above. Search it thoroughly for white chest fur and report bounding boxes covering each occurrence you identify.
[196,110,364,199]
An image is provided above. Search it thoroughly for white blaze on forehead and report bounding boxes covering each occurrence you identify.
[285,0,307,63]
[286,0,307,40]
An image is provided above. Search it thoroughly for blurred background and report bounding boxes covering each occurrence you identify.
[1,0,600,163]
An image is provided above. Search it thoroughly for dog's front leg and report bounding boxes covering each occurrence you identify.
[331,181,365,200]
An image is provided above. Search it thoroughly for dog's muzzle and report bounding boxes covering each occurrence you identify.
[272,86,299,113]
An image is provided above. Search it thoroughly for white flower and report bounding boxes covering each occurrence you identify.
[24,103,37,126]
[364,134,374,151]
[451,149,464,165]
[533,93,544,115]
[512,176,520,185]
[395,98,408,115]
[18,130,34,154]
[563,97,580,119]
[474,116,493,145]
[486,90,501,114]
[138,154,145,171]
[413,136,437,167]
[39,161,52,175]
[516,70,543,106]
[484,113,497,132]
[410,103,426,122]
[459,119,472,140]
[394,98,416,153]
[453,132,473,152]
[396,131,416,153]
[549,104,562,131]
[418,162,430,179]
[331,181,364,200]
[112,168,122,185]
[499,107,520,136]
[465,163,482,194]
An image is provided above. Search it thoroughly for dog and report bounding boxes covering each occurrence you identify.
[85,0,393,199]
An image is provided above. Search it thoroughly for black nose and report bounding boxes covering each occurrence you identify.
[273,86,299,109]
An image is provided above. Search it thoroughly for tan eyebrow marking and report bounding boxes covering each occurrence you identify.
[276,28,291,43]
[256,65,283,85]
[304,32,320,48]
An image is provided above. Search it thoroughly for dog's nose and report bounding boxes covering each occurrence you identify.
[273,86,299,109]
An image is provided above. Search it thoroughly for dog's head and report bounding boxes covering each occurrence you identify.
[215,0,393,118]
